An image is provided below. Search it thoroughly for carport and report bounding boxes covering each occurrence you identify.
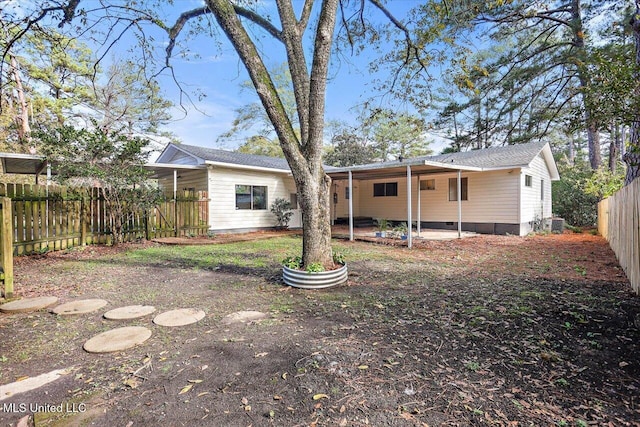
[327,159,483,248]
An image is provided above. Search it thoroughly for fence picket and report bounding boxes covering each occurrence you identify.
[599,178,640,294]
[0,184,208,255]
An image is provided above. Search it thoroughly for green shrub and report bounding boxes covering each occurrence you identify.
[270,198,294,229]
[552,159,599,227]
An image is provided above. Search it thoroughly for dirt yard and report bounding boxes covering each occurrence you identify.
[0,231,638,426]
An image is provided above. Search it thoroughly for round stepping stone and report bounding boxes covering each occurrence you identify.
[153,308,205,327]
[52,299,108,315]
[221,310,268,325]
[0,296,58,314]
[104,305,156,320]
[83,326,152,353]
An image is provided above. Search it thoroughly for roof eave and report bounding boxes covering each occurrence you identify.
[204,160,290,174]
[156,143,205,165]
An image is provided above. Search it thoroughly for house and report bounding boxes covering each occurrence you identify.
[147,143,303,231]
[0,141,559,237]
[328,140,560,237]
[148,140,559,237]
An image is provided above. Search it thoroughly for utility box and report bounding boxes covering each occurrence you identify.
[551,217,565,233]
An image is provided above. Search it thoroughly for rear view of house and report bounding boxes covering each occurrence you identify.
[328,141,559,236]
[148,141,559,236]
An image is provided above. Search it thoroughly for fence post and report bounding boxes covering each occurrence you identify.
[0,197,14,299]
[174,198,178,237]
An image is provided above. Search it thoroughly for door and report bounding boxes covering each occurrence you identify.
[288,193,302,228]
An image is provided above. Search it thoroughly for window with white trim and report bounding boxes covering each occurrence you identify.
[373,182,398,197]
[448,177,468,201]
[235,185,267,210]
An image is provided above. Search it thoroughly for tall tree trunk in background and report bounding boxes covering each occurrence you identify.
[568,135,576,164]
[609,122,621,173]
[571,0,601,169]
[625,3,640,185]
[9,55,34,153]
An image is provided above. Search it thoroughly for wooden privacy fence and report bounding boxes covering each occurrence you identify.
[598,178,640,294]
[0,183,209,256]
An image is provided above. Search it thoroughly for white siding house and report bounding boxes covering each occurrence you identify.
[151,144,301,232]
[328,141,559,236]
[149,141,559,236]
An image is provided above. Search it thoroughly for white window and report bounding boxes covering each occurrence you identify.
[373,182,398,197]
[448,177,468,201]
[525,175,532,187]
[235,185,267,210]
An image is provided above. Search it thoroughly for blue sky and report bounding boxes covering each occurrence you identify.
[4,0,451,153]
[143,1,452,152]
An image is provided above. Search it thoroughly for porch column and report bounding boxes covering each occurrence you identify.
[173,169,178,200]
[173,169,179,237]
[407,165,412,249]
[457,170,462,238]
[348,170,354,242]
[416,174,421,237]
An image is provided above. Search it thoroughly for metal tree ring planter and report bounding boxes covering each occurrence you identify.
[282,264,348,289]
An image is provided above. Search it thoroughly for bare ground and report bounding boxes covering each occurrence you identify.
[0,231,638,426]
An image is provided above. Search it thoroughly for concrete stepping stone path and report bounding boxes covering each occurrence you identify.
[52,299,108,315]
[83,326,152,353]
[153,308,205,327]
[0,367,72,400]
[221,310,268,325]
[0,296,58,314]
[103,305,156,320]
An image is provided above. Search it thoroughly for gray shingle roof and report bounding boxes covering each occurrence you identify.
[177,144,292,171]
[173,140,548,173]
[426,140,548,168]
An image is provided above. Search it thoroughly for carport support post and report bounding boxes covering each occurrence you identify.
[407,165,412,249]
[348,170,354,242]
[457,170,462,238]
[173,169,178,237]
[416,174,421,237]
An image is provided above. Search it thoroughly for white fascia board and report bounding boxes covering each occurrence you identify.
[420,160,484,172]
[145,163,204,170]
[156,144,203,164]
[0,152,44,160]
[541,143,560,181]
[204,160,291,174]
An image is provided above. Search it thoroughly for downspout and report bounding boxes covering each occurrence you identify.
[407,165,412,249]
[348,170,353,242]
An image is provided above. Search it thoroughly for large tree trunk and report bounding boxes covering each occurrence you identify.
[9,55,34,152]
[625,3,640,185]
[571,0,601,169]
[610,122,621,173]
[206,0,337,268]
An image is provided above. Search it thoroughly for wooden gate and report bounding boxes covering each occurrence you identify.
[148,190,209,238]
